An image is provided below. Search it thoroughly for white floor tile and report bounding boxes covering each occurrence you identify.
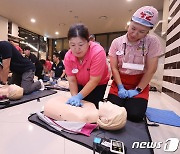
[0,100,43,123]
[0,122,65,154]
[64,139,98,154]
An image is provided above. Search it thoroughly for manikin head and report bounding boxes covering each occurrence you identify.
[0,84,23,100]
[97,101,127,130]
[8,84,24,100]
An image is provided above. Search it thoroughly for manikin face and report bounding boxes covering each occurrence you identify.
[127,21,150,43]
[69,37,89,60]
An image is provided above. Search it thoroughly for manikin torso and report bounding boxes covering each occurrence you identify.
[44,96,99,123]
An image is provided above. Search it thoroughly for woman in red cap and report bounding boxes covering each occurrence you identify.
[108,6,162,122]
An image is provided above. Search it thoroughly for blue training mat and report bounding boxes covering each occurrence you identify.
[146,107,180,127]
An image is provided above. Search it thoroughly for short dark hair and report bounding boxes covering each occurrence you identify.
[67,23,90,42]
[60,49,68,60]
[53,52,60,59]
[24,46,31,51]
[39,59,46,65]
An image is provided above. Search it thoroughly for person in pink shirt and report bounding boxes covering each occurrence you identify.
[108,6,162,122]
[45,60,52,72]
[9,40,23,54]
[64,23,110,108]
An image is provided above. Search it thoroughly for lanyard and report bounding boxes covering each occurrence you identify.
[123,40,145,56]
[121,40,145,71]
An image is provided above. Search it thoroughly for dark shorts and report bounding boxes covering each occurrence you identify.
[108,94,148,122]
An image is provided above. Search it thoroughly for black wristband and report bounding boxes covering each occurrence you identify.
[136,87,142,93]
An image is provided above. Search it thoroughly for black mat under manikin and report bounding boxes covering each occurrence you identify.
[45,85,70,92]
[0,90,57,109]
[28,113,153,154]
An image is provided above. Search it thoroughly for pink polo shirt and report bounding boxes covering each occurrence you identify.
[109,34,162,75]
[15,45,23,54]
[64,41,110,86]
[45,60,52,71]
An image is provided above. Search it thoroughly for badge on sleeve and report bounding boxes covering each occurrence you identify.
[72,68,79,74]
[116,50,124,56]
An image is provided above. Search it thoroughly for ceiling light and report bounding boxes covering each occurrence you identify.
[31,18,36,23]
[127,0,132,2]
[55,32,59,35]
[127,21,131,26]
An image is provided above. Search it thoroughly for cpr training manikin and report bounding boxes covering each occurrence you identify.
[44,96,127,130]
[0,84,23,100]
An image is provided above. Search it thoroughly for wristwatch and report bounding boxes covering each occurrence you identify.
[136,87,142,93]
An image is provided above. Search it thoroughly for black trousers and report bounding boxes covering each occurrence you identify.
[107,94,148,122]
[35,68,43,80]
[78,84,107,109]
